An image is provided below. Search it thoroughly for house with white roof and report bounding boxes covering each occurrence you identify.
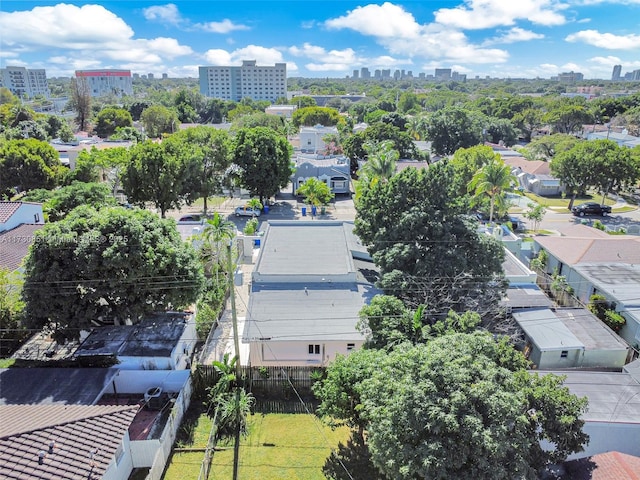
[243,220,379,366]
[291,154,351,195]
[298,125,339,154]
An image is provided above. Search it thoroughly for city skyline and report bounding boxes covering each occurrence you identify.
[1,1,640,80]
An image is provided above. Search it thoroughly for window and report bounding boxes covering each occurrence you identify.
[560,350,568,358]
[347,343,355,351]
[308,344,320,355]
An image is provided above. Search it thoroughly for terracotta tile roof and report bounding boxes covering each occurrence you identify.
[563,451,640,479]
[0,404,138,480]
[0,224,44,271]
[0,202,22,224]
[503,157,552,175]
[535,235,640,265]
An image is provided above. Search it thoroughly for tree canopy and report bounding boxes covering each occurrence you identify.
[292,106,343,128]
[231,127,293,204]
[22,206,204,339]
[0,139,63,198]
[140,105,180,138]
[94,107,133,138]
[354,162,506,318]
[425,106,485,156]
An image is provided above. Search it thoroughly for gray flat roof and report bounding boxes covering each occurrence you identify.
[243,282,377,342]
[75,312,191,358]
[573,263,640,305]
[255,221,354,276]
[0,368,118,405]
[543,371,640,424]
[504,285,553,309]
[554,308,628,351]
[514,309,585,351]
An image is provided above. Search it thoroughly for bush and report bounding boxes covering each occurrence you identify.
[195,275,228,339]
[603,310,626,332]
[243,217,259,235]
[588,294,611,320]
[592,220,606,231]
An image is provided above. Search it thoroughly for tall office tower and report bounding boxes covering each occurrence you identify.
[199,60,287,101]
[352,69,359,79]
[435,68,452,80]
[612,65,622,81]
[360,67,371,79]
[75,70,133,97]
[0,66,50,98]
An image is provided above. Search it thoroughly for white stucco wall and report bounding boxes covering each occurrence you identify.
[249,340,364,366]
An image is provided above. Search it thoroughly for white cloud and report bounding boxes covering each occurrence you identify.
[306,63,353,72]
[203,49,233,65]
[289,43,357,65]
[195,19,250,34]
[142,4,182,26]
[325,2,421,38]
[566,30,640,49]
[434,0,568,29]
[483,27,545,45]
[589,55,622,66]
[203,45,287,67]
[144,38,193,59]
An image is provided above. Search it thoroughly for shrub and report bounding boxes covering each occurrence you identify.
[588,294,611,320]
[243,217,259,235]
[592,220,606,231]
[603,310,626,332]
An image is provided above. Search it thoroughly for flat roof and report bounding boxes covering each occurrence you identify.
[243,282,377,342]
[513,309,585,351]
[554,308,628,351]
[254,221,354,277]
[503,285,553,310]
[0,368,118,405]
[544,371,640,424]
[573,263,640,305]
[75,312,191,358]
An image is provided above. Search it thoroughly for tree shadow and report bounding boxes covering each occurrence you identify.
[322,431,384,480]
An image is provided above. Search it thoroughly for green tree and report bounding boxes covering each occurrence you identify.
[544,102,593,134]
[512,108,544,142]
[0,269,28,356]
[0,139,62,198]
[523,202,546,232]
[22,206,204,339]
[449,145,500,197]
[522,133,580,161]
[292,95,317,108]
[358,334,588,480]
[170,126,232,215]
[200,212,236,280]
[589,140,640,204]
[468,158,516,223]
[121,139,200,217]
[140,105,179,138]
[42,182,118,221]
[292,106,342,128]
[231,127,293,205]
[94,107,133,138]
[358,140,398,183]
[551,141,603,210]
[425,106,485,156]
[355,163,506,318]
[297,177,334,207]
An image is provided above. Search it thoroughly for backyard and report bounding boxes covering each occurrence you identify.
[163,411,352,480]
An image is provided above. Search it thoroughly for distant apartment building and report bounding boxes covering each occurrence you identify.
[435,68,452,80]
[612,65,622,81]
[75,69,133,97]
[360,67,371,79]
[0,66,49,98]
[452,71,467,82]
[352,69,359,79]
[199,60,286,101]
[554,71,584,83]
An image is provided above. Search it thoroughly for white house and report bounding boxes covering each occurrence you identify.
[299,125,339,154]
[243,220,379,367]
[502,156,563,197]
[0,201,44,232]
[265,105,297,119]
[74,312,197,370]
[291,154,351,195]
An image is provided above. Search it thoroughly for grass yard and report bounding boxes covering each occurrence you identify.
[209,413,352,480]
[162,408,214,480]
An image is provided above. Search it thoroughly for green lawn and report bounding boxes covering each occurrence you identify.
[211,414,351,480]
[522,191,616,208]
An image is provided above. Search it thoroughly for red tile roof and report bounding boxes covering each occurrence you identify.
[0,202,22,224]
[0,404,138,480]
[564,451,640,479]
[0,224,44,271]
[503,157,552,175]
[535,235,640,265]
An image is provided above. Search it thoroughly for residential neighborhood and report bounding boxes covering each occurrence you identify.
[2,10,640,477]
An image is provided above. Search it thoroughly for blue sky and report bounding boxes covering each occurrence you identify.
[1,1,639,80]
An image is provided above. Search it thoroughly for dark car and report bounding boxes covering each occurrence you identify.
[571,202,612,217]
[177,214,204,224]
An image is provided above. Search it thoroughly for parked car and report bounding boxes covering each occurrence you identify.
[571,202,612,217]
[177,214,204,224]
[235,206,261,217]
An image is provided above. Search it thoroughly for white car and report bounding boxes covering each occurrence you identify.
[235,206,261,217]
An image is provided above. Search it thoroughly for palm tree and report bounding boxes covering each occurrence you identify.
[360,140,398,182]
[468,159,516,223]
[297,177,334,208]
[200,212,235,280]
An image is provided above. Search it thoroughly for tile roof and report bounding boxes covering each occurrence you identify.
[0,202,22,223]
[0,224,44,271]
[563,451,640,480]
[0,404,138,480]
[503,157,552,175]
[535,235,640,265]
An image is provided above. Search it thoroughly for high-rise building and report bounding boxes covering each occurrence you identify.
[0,66,50,98]
[75,70,133,97]
[611,65,622,81]
[435,68,452,80]
[198,60,286,101]
[147,73,154,79]
[360,67,371,79]
[162,73,168,80]
[352,69,359,79]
